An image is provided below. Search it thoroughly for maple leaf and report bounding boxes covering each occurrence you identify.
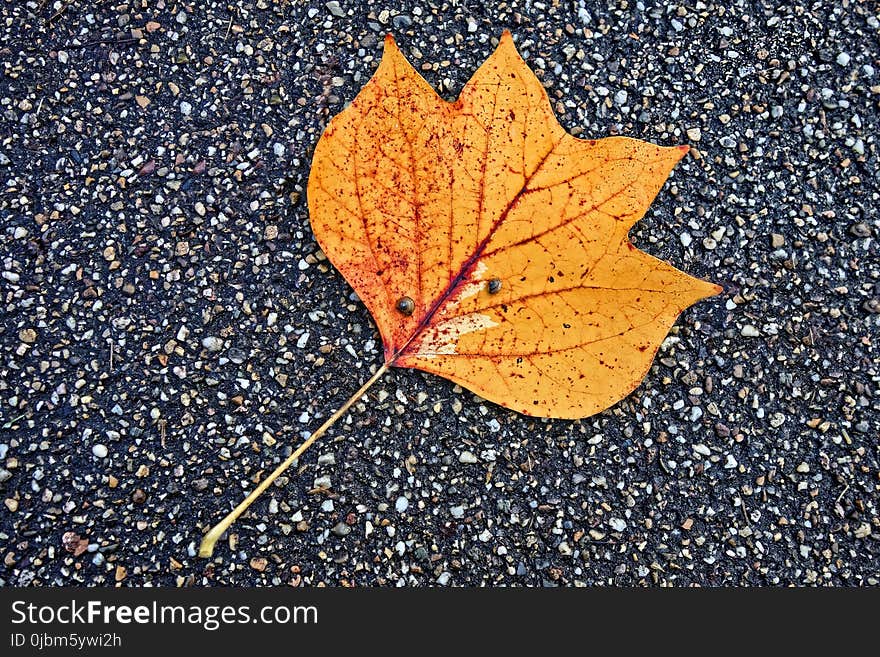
[198,31,720,557]
[308,31,720,418]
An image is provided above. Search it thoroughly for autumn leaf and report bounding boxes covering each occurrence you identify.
[308,30,720,418]
[198,31,720,557]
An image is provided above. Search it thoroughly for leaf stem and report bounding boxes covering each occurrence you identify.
[198,363,390,558]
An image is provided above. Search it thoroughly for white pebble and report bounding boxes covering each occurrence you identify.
[326,1,345,17]
[693,444,711,457]
[92,444,108,458]
[459,450,477,464]
[741,324,760,337]
[395,496,409,513]
[201,336,224,352]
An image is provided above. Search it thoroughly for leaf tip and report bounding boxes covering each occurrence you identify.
[383,33,398,49]
[698,280,724,299]
[677,144,691,158]
[495,30,518,56]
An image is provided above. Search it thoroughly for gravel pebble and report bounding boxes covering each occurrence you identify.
[201,336,224,352]
[609,518,627,532]
[458,451,478,464]
[326,2,345,18]
[331,522,351,537]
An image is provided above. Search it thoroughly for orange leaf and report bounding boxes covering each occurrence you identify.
[307,31,720,419]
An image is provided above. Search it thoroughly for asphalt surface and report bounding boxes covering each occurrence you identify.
[1,1,878,586]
